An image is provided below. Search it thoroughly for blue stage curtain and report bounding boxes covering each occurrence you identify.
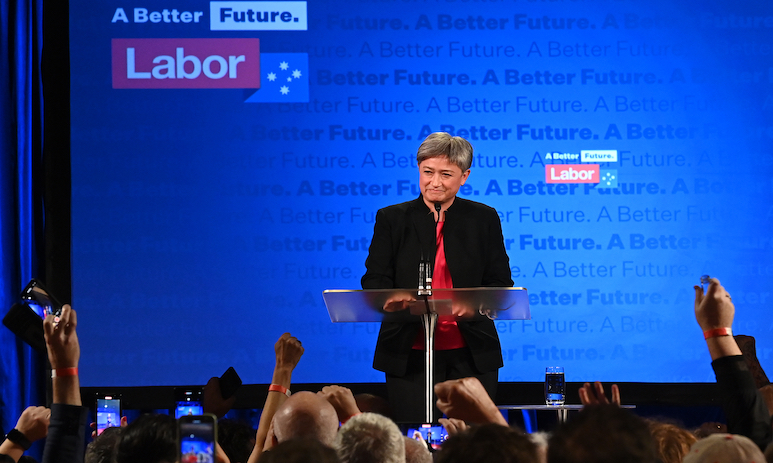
[0,0,44,442]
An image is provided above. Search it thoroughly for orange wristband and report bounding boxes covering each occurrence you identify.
[51,367,78,378]
[341,412,361,425]
[703,327,732,339]
[268,384,291,397]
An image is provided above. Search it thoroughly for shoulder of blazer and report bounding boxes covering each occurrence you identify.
[378,196,430,218]
[446,197,499,221]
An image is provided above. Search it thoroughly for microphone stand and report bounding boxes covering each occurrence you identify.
[418,203,442,422]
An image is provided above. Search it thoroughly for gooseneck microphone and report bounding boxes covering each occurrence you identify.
[417,203,442,297]
[418,256,430,295]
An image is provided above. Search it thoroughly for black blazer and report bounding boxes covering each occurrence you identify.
[362,196,513,376]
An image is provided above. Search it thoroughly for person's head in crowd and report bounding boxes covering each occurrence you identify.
[272,391,339,446]
[354,393,392,419]
[334,412,405,463]
[259,438,340,463]
[547,405,659,463]
[647,420,697,463]
[218,419,255,463]
[693,421,728,439]
[682,433,766,463]
[529,431,550,463]
[434,423,539,463]
[85,426,123,463]
[114,414,177,463]
[403,436,432,463]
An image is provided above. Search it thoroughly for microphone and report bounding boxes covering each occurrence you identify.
[412,213,432,295]
[418,260,431,295]
[419,202,441,294]
[418,203,442,296]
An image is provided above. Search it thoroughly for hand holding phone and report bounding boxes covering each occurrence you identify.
[3,279,64,352]
[700,275,712,293]
[95,394,122,436]
[178,414,217,463]
[20,279,63,319]
[202,367,242,418]
[219,366,242,399]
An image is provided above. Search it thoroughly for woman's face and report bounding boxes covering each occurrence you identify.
[418,156,470,207]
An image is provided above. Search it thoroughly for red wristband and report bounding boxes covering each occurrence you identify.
[268,384,291,397]
[51,367,78,378]
[341,412,361,425]
[703,327,732,339]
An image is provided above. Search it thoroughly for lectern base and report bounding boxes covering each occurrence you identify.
[384,349,498,423]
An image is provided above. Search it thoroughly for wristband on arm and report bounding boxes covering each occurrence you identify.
[51,367,78,378]
[703,327,732,339]
[268,384,291,397]
[5,429,32,450]
[341,412,361,425]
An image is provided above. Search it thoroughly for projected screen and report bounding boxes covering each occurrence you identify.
[70,0,773,387]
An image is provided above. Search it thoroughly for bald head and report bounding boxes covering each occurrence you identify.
[272,391,339,446]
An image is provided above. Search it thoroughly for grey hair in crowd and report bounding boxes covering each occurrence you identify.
[403,436,432,463]
[334,412,406,463]
[682,434,766,463]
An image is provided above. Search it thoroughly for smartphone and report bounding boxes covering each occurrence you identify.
[178,414,217,463]
[2,303,46,353]
[700,275,711,293]
[20,279,63,319]
[95,394,122,436]
[219,367,242,400]
[174,388,204,419]
[405,423,448,449]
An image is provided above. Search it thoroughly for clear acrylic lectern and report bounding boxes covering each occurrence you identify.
[322,287,530,423]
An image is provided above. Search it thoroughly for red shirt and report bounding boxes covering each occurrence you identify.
[413,221,467,350]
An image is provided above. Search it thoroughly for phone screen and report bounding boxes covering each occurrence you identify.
[406,423,448,449]
[175,403,204,418]
[174,388,204,419]
[96,397,122,436]
[20,279,62,319]
[179,415,216,462]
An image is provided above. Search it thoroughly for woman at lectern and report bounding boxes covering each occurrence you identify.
[361,132,513,422]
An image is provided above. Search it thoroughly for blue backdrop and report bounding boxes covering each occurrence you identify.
[0,0,43,442]
[69,0,773,387]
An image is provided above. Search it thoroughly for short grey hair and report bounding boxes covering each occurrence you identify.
[403,436,432,463]
[416,132,473,171]
[335,413,406,463]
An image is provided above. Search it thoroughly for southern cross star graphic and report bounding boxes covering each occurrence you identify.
[245,53,309,103]
[597,170,618,189]
[264,61,303,94]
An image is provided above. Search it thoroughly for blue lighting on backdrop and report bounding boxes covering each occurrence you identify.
[70,0,773,386]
